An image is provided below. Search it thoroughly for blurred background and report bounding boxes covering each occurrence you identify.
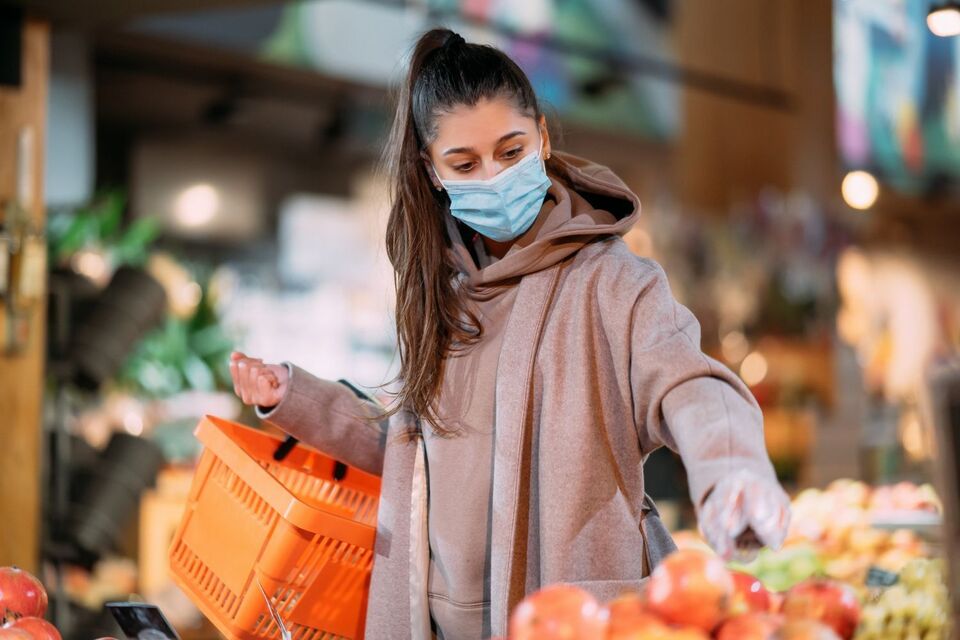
[1,0,959,638]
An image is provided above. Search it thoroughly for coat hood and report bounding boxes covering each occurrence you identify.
[444,150,642,291]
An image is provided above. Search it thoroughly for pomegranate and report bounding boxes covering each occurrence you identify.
[605,592,667,639]
[775,619,842,640]
[731,571,772,614]
[781,579,860,640]
[509,583,608,640]
[716,612,784,640]
[0,629,31,640]
[0,568,47,624]
[3,617,61,640]
[645,549,733,632]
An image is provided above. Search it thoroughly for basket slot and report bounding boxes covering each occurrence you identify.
[171,539,242,619]
[265,464,364,523]
[212,458,278,527]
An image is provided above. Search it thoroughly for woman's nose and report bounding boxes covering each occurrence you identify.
[479,161,505,180]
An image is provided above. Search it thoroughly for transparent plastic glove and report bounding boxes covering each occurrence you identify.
[697,468,791,562]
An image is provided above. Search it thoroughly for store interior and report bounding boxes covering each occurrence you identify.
[1,1,959,639]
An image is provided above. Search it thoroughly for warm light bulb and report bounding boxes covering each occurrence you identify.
[841,170,879,210]
[123,411,144,436]
[740,351,769,387]
[171,281,202,317]
[71,249,110,285]
[174,183,220,228]
[721,330,749,364]
[928,6,960,37]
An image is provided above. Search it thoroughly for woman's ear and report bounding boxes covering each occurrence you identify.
[539,114,552,160]
[420,151,444,191]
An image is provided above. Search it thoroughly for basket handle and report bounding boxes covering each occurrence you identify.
[273,436,299,461]
[271,436,347,481]
[270,377,374,477]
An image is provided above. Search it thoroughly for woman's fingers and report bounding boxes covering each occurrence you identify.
[238,360,252,404]
[228,352,285,407]
[229,359,241,397]
[747,486,791,551]
[257,374,279,407]
[248,364,262,402]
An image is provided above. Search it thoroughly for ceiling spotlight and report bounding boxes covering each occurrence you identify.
[928,2,960,37]
[841,170,879,210]
[174,183,220,229]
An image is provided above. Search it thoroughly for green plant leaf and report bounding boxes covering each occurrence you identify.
[52,213,97,261]
[182,354,215,392]
[96,191,126,240]
[113,216,161,266]
[189,324,234,358]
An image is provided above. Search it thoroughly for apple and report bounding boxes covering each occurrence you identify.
[716,613,784,640]
[3,617,61,640]
[731,571,772,614]
[782,579,859,640]
[645,549,733,632]
[0,568,47,624]
[774,619,842,640]
[0,629,32,640]
[605,592,667,639]
[509,584,608,640]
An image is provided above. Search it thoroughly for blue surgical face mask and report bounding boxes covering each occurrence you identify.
[432,135,551,243]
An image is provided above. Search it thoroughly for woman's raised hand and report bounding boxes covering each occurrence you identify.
[228,351,290,409]
[698,468,792,562]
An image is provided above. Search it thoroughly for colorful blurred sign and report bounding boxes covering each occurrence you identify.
[835,0,960,194]
[129,0,678,139]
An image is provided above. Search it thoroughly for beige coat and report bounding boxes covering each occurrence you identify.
[258,152,778,639]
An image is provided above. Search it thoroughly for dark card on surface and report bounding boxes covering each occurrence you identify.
[106,602,181,640]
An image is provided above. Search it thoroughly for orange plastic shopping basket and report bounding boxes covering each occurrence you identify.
[169,415,380,640]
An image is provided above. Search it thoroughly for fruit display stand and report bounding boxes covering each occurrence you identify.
[503,479,954,640]
[728,480,942,594]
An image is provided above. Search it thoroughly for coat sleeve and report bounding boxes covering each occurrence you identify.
[255,363,388,476]
[628,259,778,509]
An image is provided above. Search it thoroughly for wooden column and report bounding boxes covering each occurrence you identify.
[0,18,49,573]
[674,0,835,211]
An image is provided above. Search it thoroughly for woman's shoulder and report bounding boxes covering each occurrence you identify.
[570,236,668,293]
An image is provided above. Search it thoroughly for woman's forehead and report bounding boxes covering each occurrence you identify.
[431,98,536,154]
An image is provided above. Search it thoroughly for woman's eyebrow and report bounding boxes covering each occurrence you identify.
[442,130,526,156]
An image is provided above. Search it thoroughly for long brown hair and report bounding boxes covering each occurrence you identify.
[378,28,549,433]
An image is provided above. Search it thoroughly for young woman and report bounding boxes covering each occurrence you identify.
[229,28,790,640]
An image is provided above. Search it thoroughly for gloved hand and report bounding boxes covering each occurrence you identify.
[697,468,791,562]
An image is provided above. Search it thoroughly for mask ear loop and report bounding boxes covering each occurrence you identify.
[419,147,445,191]
[429,162,444,192]
[536,129,552,168]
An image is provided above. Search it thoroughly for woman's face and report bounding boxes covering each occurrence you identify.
[422,97,551,186]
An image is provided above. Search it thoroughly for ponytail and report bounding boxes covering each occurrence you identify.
[378,28,545,434]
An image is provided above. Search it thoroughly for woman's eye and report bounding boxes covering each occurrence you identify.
[502,148,522,159]
[454,164,474,173]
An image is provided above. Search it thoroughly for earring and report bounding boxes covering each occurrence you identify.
[546,152,551,159]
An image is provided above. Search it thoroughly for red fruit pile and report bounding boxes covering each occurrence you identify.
[0,568,47,625]
[0,567,60,640]
[507,550,861,639]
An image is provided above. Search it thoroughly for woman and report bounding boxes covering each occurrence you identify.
[229,28,790,640]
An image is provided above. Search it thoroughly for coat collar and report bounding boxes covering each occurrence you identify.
[488,258,566,635]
